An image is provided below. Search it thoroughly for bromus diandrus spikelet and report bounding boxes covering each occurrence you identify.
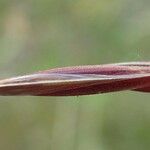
[0,62,150,96]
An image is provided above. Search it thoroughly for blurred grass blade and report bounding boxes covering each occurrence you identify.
[0,62,150,96]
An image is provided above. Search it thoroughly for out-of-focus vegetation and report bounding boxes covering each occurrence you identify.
[0,0,150,150]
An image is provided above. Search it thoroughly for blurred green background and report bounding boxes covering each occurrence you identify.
[0,0,150,150]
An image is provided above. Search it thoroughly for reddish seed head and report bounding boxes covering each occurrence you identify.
[0,62,150,96]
